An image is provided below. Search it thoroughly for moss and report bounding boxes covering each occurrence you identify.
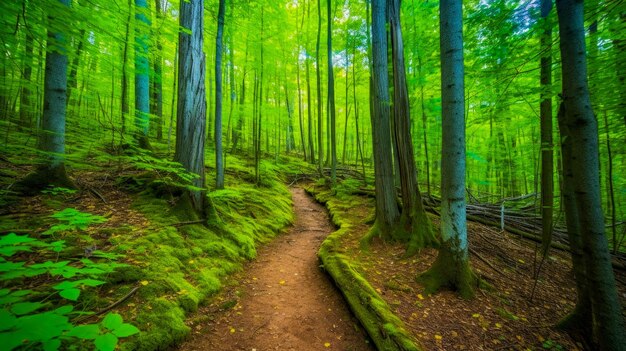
[114,153,295,350]
[311,181,423,351]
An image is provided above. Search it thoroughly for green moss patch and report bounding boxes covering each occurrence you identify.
[308,182,422,351]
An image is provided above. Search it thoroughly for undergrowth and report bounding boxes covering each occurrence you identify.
[0,127,309,350]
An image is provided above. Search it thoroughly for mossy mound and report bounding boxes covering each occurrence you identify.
[308,181,422,351]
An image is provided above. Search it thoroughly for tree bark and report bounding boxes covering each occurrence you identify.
[556,0,626,348]
[215,0,225,190]
[326,0,337,184]
[175,0,207,215]
[134,0,151,148]
[388,0,435,254]
[539,0,554,255]
[366,0,400,240]
[418,0,476,299]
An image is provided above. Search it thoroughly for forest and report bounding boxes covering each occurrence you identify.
[0,0,625,350]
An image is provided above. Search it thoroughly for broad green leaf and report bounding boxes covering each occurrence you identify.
[59,288,81,301]
[101,313,123,330]
[54,305,74,315]
[112,323,140,337]
[94,332,118,351]
[67,324,100,339]
[11,302,45,315]
[0,308,17,331]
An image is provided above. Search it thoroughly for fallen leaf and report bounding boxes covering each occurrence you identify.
[417,294,424,300]
[435,334,442,341]
[229,327,236,334]
[324,342,331,348]
[141,280,149,286]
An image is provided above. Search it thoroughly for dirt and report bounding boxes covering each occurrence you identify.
[178,187,374,351]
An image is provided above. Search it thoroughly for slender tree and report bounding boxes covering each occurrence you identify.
[215,0,226,189]
[420,0,478,299]
[388,0,436,254]
[555,0,626,348]
[315,0,323,172]
[539,0,554,255]
[327,0,337,184]
[152,0,164,141]
[134,0,151,148]
[366,0,400,239]
[175,0,207,215]
[20,0,73,191]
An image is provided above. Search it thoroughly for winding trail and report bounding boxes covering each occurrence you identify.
[179,187,373,351]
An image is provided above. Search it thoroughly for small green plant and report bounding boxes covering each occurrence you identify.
[0,231,138,350]
[42,186,77,196]
[43,208,107,236]
[542,339,565,350]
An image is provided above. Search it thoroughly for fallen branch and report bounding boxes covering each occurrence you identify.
[74,285,141,323]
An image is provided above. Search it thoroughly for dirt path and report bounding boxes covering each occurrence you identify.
[178,187,373,351]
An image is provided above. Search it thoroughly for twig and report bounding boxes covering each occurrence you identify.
[88,187,107,204]
[469,246,507,277]
[74,285,141,323]
[170,220,206,227]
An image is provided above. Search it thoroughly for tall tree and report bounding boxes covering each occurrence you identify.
[215,0,226,190]
[134,0,151,148]
[152,0,164,141]
[326,0,337,184]
[20,0,73,191]
[555,0,626,348]
[366,0,400,239]
[388,0,436,254]
[315,0,323,172]
[539,0,554,255]
[175,0,207,215]
[419,0,477,298]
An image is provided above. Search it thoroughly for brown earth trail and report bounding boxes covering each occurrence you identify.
[178,187,373,351]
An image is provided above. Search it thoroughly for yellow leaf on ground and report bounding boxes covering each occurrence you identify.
[324,342,331,347]
[417,294,424,300]
[279,280,285,285]
[435,335,443,341]
[141,280,149,286]
[472,313,480,318]
[229,327,236,334]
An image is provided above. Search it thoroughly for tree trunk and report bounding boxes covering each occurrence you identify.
[366,0,400,241]
[20,0,73,192]
[175,0,207,215]
[19,31,34,128]
[152,0,164,141]
[134,0,151,148]
[120,0,132,135]
[539,0,554,255]
[556,1,626,348]
[215,0,225,190]
[316,0,323,173]
[418,0,476,299]
[388,0,435,254]
[326,0,337,184]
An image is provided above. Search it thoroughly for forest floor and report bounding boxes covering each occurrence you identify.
[177,187,373,351]
[307,182,626,351]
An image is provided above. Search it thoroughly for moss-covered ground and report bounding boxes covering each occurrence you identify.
[307,179,423,351]
[0,123,317,350]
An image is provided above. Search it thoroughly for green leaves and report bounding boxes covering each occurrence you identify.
[44,208,107,235]
[0,227,139,350]
[53,279,105,301]
[94,333,118,351]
